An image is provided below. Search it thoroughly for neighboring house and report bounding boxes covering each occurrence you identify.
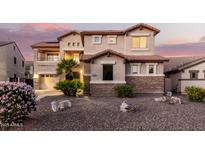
[164,56,205,93]
[31,23,168,96]
[0,41,25,82]
[25,61,34,87]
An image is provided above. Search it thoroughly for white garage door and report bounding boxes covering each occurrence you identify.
[40,75,59,90]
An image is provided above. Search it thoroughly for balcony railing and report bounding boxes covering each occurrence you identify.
[37,57,60,62]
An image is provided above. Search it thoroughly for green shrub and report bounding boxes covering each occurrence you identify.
[114,84,133,98]
[185,86,205,102]
[55,79,84,96]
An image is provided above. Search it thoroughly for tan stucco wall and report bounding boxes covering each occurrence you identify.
[90,55,125,82]
[181,62,205,79]
[0,43,25,81]
[59,33,83,59]
[84,35,124,54]
[180,62,205,93]
[84,28,155,56]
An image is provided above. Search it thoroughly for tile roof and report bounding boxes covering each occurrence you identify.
[80,49,168,62]
[57,30,80,40]
[80,23,160,36]
[164,56,205,73]
[31,41,59,48]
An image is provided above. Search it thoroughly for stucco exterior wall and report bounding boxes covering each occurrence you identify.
[83,28,155,56]
[181,80,205,93]
[0,43,25,81]
[90,55,125,82]
[84,35,124,54]
[125,28,155,55]
[59,33,83,58]
[180,62,205,93]
[181,62,205,79]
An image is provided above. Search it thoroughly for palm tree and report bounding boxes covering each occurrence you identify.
[56,59,78,80]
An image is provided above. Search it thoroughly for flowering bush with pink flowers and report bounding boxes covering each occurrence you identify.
[0,82,37,125]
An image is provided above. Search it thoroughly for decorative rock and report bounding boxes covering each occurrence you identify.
[120,102,129,112]
[51,101,58,112]
[166,91,172,97]
[120,99,136,112]
[154,96,166,102]
[51,100,72,112]
[154,96,181,105]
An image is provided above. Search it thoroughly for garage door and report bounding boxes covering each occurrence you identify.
[40,74,59,90]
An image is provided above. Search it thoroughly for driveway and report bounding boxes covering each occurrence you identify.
[13,94,205,131]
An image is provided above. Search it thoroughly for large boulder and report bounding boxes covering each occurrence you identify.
[51,100,72,112]
[120,99,136,112]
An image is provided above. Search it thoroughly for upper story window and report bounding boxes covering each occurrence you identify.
[47,54,59,61]
[107,35,117,44]
[14,57,17,64]
[132,36,147,49]
[13,45,16,51]
[72,42,75,46]
[92,35,102,44]
[68,42,71,46]
[77,42,80,47]
[189,70,199,79]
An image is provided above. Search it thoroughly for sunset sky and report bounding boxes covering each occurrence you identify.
[0,23,205,60]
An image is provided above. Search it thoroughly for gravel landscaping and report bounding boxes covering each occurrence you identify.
[9,94,205,131]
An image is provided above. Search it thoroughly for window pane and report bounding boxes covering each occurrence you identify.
[95,37,100,42]
[132,37,140,48]
[140,37,147,48]
[149,65,154,74]
[47,54,59,61]
[73,53,79,63]
[132,65,138,74]
[108,37,116,44]
[103,64,113,80]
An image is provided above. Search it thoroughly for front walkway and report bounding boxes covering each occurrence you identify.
[16,94,205,131]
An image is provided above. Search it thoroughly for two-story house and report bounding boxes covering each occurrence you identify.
[0,41,25,82]
[32,23,168,96]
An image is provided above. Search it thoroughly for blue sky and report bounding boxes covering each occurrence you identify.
[0,23,205,60]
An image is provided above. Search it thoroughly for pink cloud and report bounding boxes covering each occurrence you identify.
[22,23,72,32]
[160,36,196,45]
[0,23,73,61]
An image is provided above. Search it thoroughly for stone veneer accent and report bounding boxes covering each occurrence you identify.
[83,76,91,95]
[126,76,164,93]
[90,83,124,96]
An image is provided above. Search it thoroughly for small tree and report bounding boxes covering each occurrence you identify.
[56,59,78,80]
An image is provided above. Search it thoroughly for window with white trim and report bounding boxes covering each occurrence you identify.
[92,35,102,44]
[132,36,147,49]
[131,64,140,74]
[148,64,154,74]
[146,63,157,75]
[107,35,117,44]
